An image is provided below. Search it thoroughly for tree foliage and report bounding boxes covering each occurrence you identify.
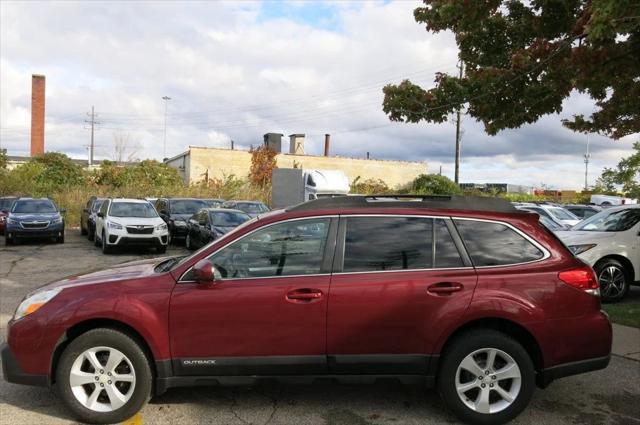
[351,177,391,194]
[249,145,277,187]
[594,141,640,198]
[409,173,463,195]
[29,152,85,187]
[90,159,183,188]
[383,0,640,139]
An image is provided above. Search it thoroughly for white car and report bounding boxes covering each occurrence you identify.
[557,205,640,302]
[95,198,169,254]
[514,203,581,228]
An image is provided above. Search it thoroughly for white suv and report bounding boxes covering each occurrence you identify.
[95,198,169,254]
[557,205,640,302]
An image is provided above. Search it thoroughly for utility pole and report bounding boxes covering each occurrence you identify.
[584,134,591,191]
[84,106,99,166]
[454,59,464,184]
[162,96,171,159]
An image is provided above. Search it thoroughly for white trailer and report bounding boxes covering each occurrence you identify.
[272,169,350,208]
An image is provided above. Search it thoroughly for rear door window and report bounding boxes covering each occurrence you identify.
[343,217,433,272]
[454,219,544,267]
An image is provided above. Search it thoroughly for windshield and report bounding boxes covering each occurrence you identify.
[0,198,16,211]
[547,207,578,220]
[211,211,251,227]
[12,199,57,213]
[92,199,105,212]
[573,208,640,232]
[171,199,209,215]
[237,203,269,213]
[110,202,158,218]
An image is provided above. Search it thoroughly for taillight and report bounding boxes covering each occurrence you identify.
[558,267,600,296]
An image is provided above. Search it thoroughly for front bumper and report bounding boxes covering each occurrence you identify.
[6,222,64,239]
[1,342,48,387]
[170,223,189,238]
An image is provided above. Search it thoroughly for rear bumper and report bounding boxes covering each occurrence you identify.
[537,354,610,387]
[1,342,48,387]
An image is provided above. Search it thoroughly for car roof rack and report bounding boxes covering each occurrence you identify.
[288,194,519,213]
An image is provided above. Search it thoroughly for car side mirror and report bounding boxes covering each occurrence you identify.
[193,259,217,284]
[97,212,104,218]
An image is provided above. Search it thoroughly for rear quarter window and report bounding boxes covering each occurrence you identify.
[454,219,545,267]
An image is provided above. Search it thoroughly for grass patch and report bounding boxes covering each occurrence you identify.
[602,301,640,328]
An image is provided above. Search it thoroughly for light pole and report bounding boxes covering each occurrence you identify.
[162,96,171,159]
[584,134,591,191]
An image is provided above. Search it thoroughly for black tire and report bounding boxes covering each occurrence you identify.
[101,231,113,254]
[88,225,95,242]
[156,244,167,254]
[57,234,65,244]
[55,328,152,424]
[596,258,630,303]
[81,224,88,236]
[185,233,193,250]
[437,329,535,425]
[5,233,12,245]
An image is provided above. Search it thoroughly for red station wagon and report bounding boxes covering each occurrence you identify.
[1,196,612,424]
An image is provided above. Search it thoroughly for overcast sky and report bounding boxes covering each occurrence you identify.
[0,0,636,189]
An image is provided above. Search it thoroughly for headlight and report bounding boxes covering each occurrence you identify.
[51,216,63,224]
[569,244,597,255]
[108,221,123,230]
[156,223,168,231]
[174,220,187,227]
[6,217,17,224]
[13,288,62,321]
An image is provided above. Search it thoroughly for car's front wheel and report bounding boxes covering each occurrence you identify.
[101,231,113,254]
[56,328,152,424]
[596,259,630,303]
[438,330,535,425]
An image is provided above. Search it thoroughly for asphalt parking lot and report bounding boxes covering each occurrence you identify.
[1,231,639,425]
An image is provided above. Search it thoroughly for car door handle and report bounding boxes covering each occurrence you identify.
[427,282,463,295]
[286,288,323,303]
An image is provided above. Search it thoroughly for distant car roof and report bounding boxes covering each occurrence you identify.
[110,198,150,204]
[226,200,265,204]
[204,208,249,214]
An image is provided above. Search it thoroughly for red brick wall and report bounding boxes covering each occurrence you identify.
[30,75,45,156]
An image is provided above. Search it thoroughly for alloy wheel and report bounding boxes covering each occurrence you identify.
[69,346,136,412]
[599,266,626,299]
[455,348,521,414]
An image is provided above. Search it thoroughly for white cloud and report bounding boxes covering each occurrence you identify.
[0,0,636,189]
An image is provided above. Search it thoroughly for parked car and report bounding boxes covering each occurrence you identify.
[590,194,637,207]
[564,204,602,220]
[221,200,270,217]
[81,196,106,239]
[203,198,225,208]
[0,196,18,235]
[538,215,566,232]
[557,204,640,302]
[514,203,579,228]
[4,197,65,245]
[185,208,251,250]
[95,198,168,254]
[154,198,213,242]
[1,195,612,425]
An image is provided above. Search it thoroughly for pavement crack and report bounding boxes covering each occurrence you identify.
[3,255,25,277]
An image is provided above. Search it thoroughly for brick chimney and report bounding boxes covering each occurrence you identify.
[30,74,46,156]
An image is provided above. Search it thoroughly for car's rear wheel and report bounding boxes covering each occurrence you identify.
[438,330,535,425]
[596,259,630,303]
[56,328,152,424]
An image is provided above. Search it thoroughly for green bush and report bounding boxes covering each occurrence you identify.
[407,174,463,195]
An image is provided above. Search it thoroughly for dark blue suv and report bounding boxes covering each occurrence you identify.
[5,198,65,245]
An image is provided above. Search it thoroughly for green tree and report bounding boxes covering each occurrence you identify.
[30,152,85,187]
[383,1,640,139]
[595,142,640,198]
[409,174,463,195]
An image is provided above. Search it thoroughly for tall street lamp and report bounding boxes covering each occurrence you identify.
[162,96,171,160]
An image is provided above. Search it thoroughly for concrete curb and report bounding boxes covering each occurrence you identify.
[611,323,640,361]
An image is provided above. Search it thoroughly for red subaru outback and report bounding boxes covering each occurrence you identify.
[2,196,611,424]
